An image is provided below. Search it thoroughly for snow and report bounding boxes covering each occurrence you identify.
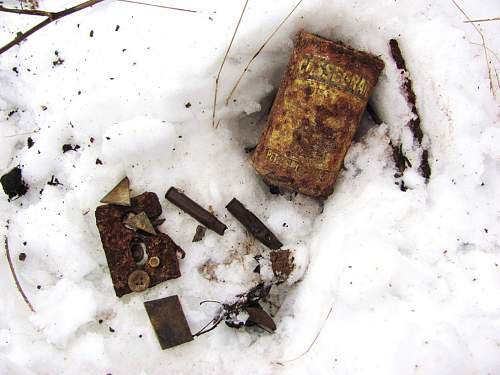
[1,0,499,374]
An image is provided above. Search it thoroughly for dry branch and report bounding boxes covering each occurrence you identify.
[212,0,249,128]
[0,0,197,56]
[224,0,303,105]
[0,0,105,55]
[5,236,35,313]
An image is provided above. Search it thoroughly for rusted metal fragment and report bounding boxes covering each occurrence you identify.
[166,187,227,235]
[144,295,193,349]
[271,249,295,282]
[245,304,276,333]
[95,192,182,297]
[252,31,384,198]
[123,211,157,235]
[192,225,206,242]
[226,198,283,250]
[100,177,131,206]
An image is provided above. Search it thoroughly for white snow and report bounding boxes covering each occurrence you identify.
[1,0,499,374]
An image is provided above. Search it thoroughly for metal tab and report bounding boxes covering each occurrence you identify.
[144,295,194,349]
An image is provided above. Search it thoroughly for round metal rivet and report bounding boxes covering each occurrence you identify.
[128,270,150,292]
[148,256,160,268]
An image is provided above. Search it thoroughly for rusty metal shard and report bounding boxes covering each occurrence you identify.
[144,295,194,349]
[124,211,157,235]
[245,305,276,333]
[100,176,131,206]
[251,31,384,198]
[95,192,182,297]
[192,225,206,242]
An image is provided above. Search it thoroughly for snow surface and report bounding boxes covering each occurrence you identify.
[1,0,499,374]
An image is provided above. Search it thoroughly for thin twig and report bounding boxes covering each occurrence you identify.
[193,315,224,337]
[0,6,54,17]
[5,236,35,313]
[212,0,249,128]
[451,0,496,97]
[0,0,105,55]
[464,17,499,23]
[224,0,303,105]
[273,306,333,366]
[4,130,39,138]
[116,0,197,13]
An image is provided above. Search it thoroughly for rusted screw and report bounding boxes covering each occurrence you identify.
[128,270,150,292]
[148,256,160,268]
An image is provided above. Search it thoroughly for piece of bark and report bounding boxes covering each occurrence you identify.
[165,187,227,235]
[226,198,283,250]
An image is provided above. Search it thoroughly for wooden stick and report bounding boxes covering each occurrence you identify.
[5,236,35,313]
[224,0,303,105]
[212,0,249,128]
[0,0,105,55]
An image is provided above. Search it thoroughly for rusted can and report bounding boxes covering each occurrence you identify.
[251,31,384,198]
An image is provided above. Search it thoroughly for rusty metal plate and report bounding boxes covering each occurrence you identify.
[251,31,384,198]
[95,192,183,297]
[144,295,193,349]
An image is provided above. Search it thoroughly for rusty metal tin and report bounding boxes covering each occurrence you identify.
[251,31,384,198]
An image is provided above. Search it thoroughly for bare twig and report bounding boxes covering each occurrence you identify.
[212,0,249,128]
[224,0,303,105]
[4,130,39,138]
[451,0,497,97]
[464,17,499,23]
[116,0,197,13]
[273,306,333,366]
[0,6,53,17]
[0,0,105,55]
[5,236,35,313]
